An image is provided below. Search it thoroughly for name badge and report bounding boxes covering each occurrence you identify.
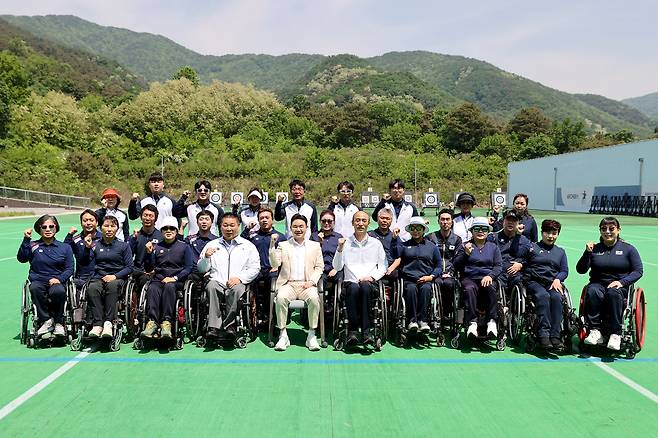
[615,250,623,255]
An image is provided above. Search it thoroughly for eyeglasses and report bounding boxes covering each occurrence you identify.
[161,226,177,232]
[321,219,334,223]
[599,226,617,232]
[339,190,353,194]
[472,226,489,233]
[196,188,209,193]
[40,224,56,230]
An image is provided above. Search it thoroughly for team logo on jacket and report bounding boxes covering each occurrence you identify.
[449,245,455,250]
[615,250,623,255]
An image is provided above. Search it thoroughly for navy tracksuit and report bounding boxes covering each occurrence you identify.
[427,230,462,313]
[65,231,102,287]
[129,227,163,292]
[487,230,532,289]
[455,241,502,323]
[369,228,402,287]
[576,239,643,335]
[84,238,134,326]
[144,239,193,324]
[243,228,285,321]
[399,238,442,324]
[492,212,538,243]
[524,242,569,339]
[17,238,74,325]
[185,232,218,283]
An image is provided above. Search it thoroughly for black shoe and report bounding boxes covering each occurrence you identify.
[225,325,236,337]
[346,331,359,347]
[362,330,374,346]
[550,337,564,350]
[206,328,220,339]
[539,337,552,349]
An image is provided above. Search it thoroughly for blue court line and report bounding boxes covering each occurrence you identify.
[0,356,656,365]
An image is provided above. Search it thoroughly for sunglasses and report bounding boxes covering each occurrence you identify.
[161,226,177,232]
[40,224,56,230]
[339,190,353,194]
[409,225,425,232]
[599,226,617,232]
[321,219,334,223]
[196,188,209,193]
[472,226,489,233]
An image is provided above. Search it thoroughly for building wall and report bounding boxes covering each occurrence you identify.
[507,139,658,212]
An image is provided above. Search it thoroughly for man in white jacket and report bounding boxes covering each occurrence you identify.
[198,213,260,339]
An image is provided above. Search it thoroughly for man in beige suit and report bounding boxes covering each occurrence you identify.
[269,214,324,351]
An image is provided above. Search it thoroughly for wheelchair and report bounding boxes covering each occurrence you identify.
[132,279,186,351]
[192,281,257,349]
[507,283,579,353]
[20,280,75,348]
[183,274,210,343]
[267,276,328,349]
[449,280,508,351]
[69,277,135,352]
[578,283,646,359]
[331,280,387,351]
[390,278,443,347]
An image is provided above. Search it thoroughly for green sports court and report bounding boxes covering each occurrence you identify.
[1,210,656,437]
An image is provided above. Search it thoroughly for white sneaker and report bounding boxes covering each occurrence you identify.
[407,321,419,332]
[306,334,320,351]
[467,322,478,338]
[37,318,54,336]
[101,321,113,338]
[419,321,430,333]
[607,334,621,351]
[487,319,498,338]
[584,329,604,345]
[89,326,103,338]
[274,335,290,351]
[53,323,65,337]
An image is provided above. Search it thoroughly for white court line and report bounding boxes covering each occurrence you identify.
[0,257,15,262]
[591,360,658,404]
[0,351,89,421]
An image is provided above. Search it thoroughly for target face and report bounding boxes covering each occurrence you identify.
[424,193,439,206]
[404,194,413,203]
[231,192,244,205]
[261,192,269,203]
[210,192,223,204]
[492,192,507,207]
[361,195,370,204]
[371,195,380,204]
[276,192,289,203]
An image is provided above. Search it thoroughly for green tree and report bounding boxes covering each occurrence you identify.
[551,118,586,153]
[0,52,29,103]
[441,103,495,153]
[475,133,520,161]
[380,122,421,149]
[507,107,551,143]
[517,133,557,160]
[172,66,200,87]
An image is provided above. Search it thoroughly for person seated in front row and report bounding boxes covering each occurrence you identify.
[269,214,324,351]
[427,208,463,318]
[185,209,218,284]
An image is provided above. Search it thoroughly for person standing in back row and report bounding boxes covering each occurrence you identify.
[371,179,418,242]
[275,179,318,239]
[128,172,177,230]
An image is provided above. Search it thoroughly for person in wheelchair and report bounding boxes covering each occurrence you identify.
[576,216,643,351]
[141,217,194,339]
[17,214,74,339]
[83,215,134,338]
[269,214,324,351]
[185,209,218,284]
[129,204,163,293]
[523,219,569,350]
[311,209,344,314]
[487,210,532,291]
[333,211,387,347]
[64,209,102,288]
[198,213,260,339]
[427,208,463,317]
[398,217,441,333]
[454,217,503,339]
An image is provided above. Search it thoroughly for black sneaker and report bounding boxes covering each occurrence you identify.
[550,337,564,350]
[539,337,552,349]
[362,330,374,346]
[206,328,220,339]
[346,331,359,347]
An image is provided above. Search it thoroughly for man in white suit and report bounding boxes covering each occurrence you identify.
[269,214,324,351]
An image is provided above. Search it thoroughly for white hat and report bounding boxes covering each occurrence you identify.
[160,216,179,230]
[247,190,263,200]
[405,216,429,234]
[469,217,492,231]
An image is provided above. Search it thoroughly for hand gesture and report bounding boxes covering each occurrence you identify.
[481,275,493,287]
[247,220,257,230]
[464,242,473,255]
[84,234,93,248]
[227,277,242,288]
[317,232,325,241]
[607,280,623,289]
[132,229,139,239]
[101,198,108,208]
[102,274,117,283]
[331,195,338,203]
[132,192,140,201]
[205,246,217,257]
[69,226,78,235]
[328,269,338,278]
[488,217,495,225]
[507,262,522,275]
[493,205,501,214]
[392,228,400,238]
[337,237,346,252]
[383,193,391,201]
[162,277,176,284]
[23,229,32,239]
[183,190,191,198]
[418,275,433,284]
[517,223,525,235]
[180,218,189,230]
[277,194,286,202]
[549,279,564,294]
[585,242,594,252]
[145,241,154,254]
[270,234,279,248]
[48,278,61,286]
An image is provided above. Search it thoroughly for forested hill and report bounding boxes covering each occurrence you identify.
[2,14,654,136]
[623,92,658,119]
[0,17,144,101]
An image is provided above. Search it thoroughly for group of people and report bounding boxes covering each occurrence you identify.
[17,173,644,354]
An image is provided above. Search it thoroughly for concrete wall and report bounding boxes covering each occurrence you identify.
[507,139,658,212]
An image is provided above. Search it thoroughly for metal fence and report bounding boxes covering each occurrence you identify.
[0,186,91,208]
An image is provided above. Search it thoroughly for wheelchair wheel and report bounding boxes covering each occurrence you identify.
[20,282,30,345]
[496,338,506,351]
[577,286,588,342]
[132,338,144,350]
[375,338,382,351]
[110,331,122,352]
[175,336,184,350]
[508,285,524,346]
[333,338,344,351]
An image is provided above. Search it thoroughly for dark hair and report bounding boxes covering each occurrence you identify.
[194,180,212,191]
[337,181,354,192]
[389,179,405,189]
[541,219,562,233]
[220,212,240,224]
[513,193,532,217]
[34,215,60,234]
[289,179,305,190]
[79,209,98,223]
[102,215,119,228]
[258,206,274,219]
[148,172,164,182]
[320,209,335,220]
[290,213,308,225]
[438,208,454,218]
[141,204,159,220]
[196,209,214,222]
[599,216,620,229]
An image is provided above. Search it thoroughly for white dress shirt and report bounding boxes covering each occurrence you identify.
[333,234,387,283]
[289,239,307,281]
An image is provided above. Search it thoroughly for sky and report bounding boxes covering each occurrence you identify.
[1,0,657,100]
